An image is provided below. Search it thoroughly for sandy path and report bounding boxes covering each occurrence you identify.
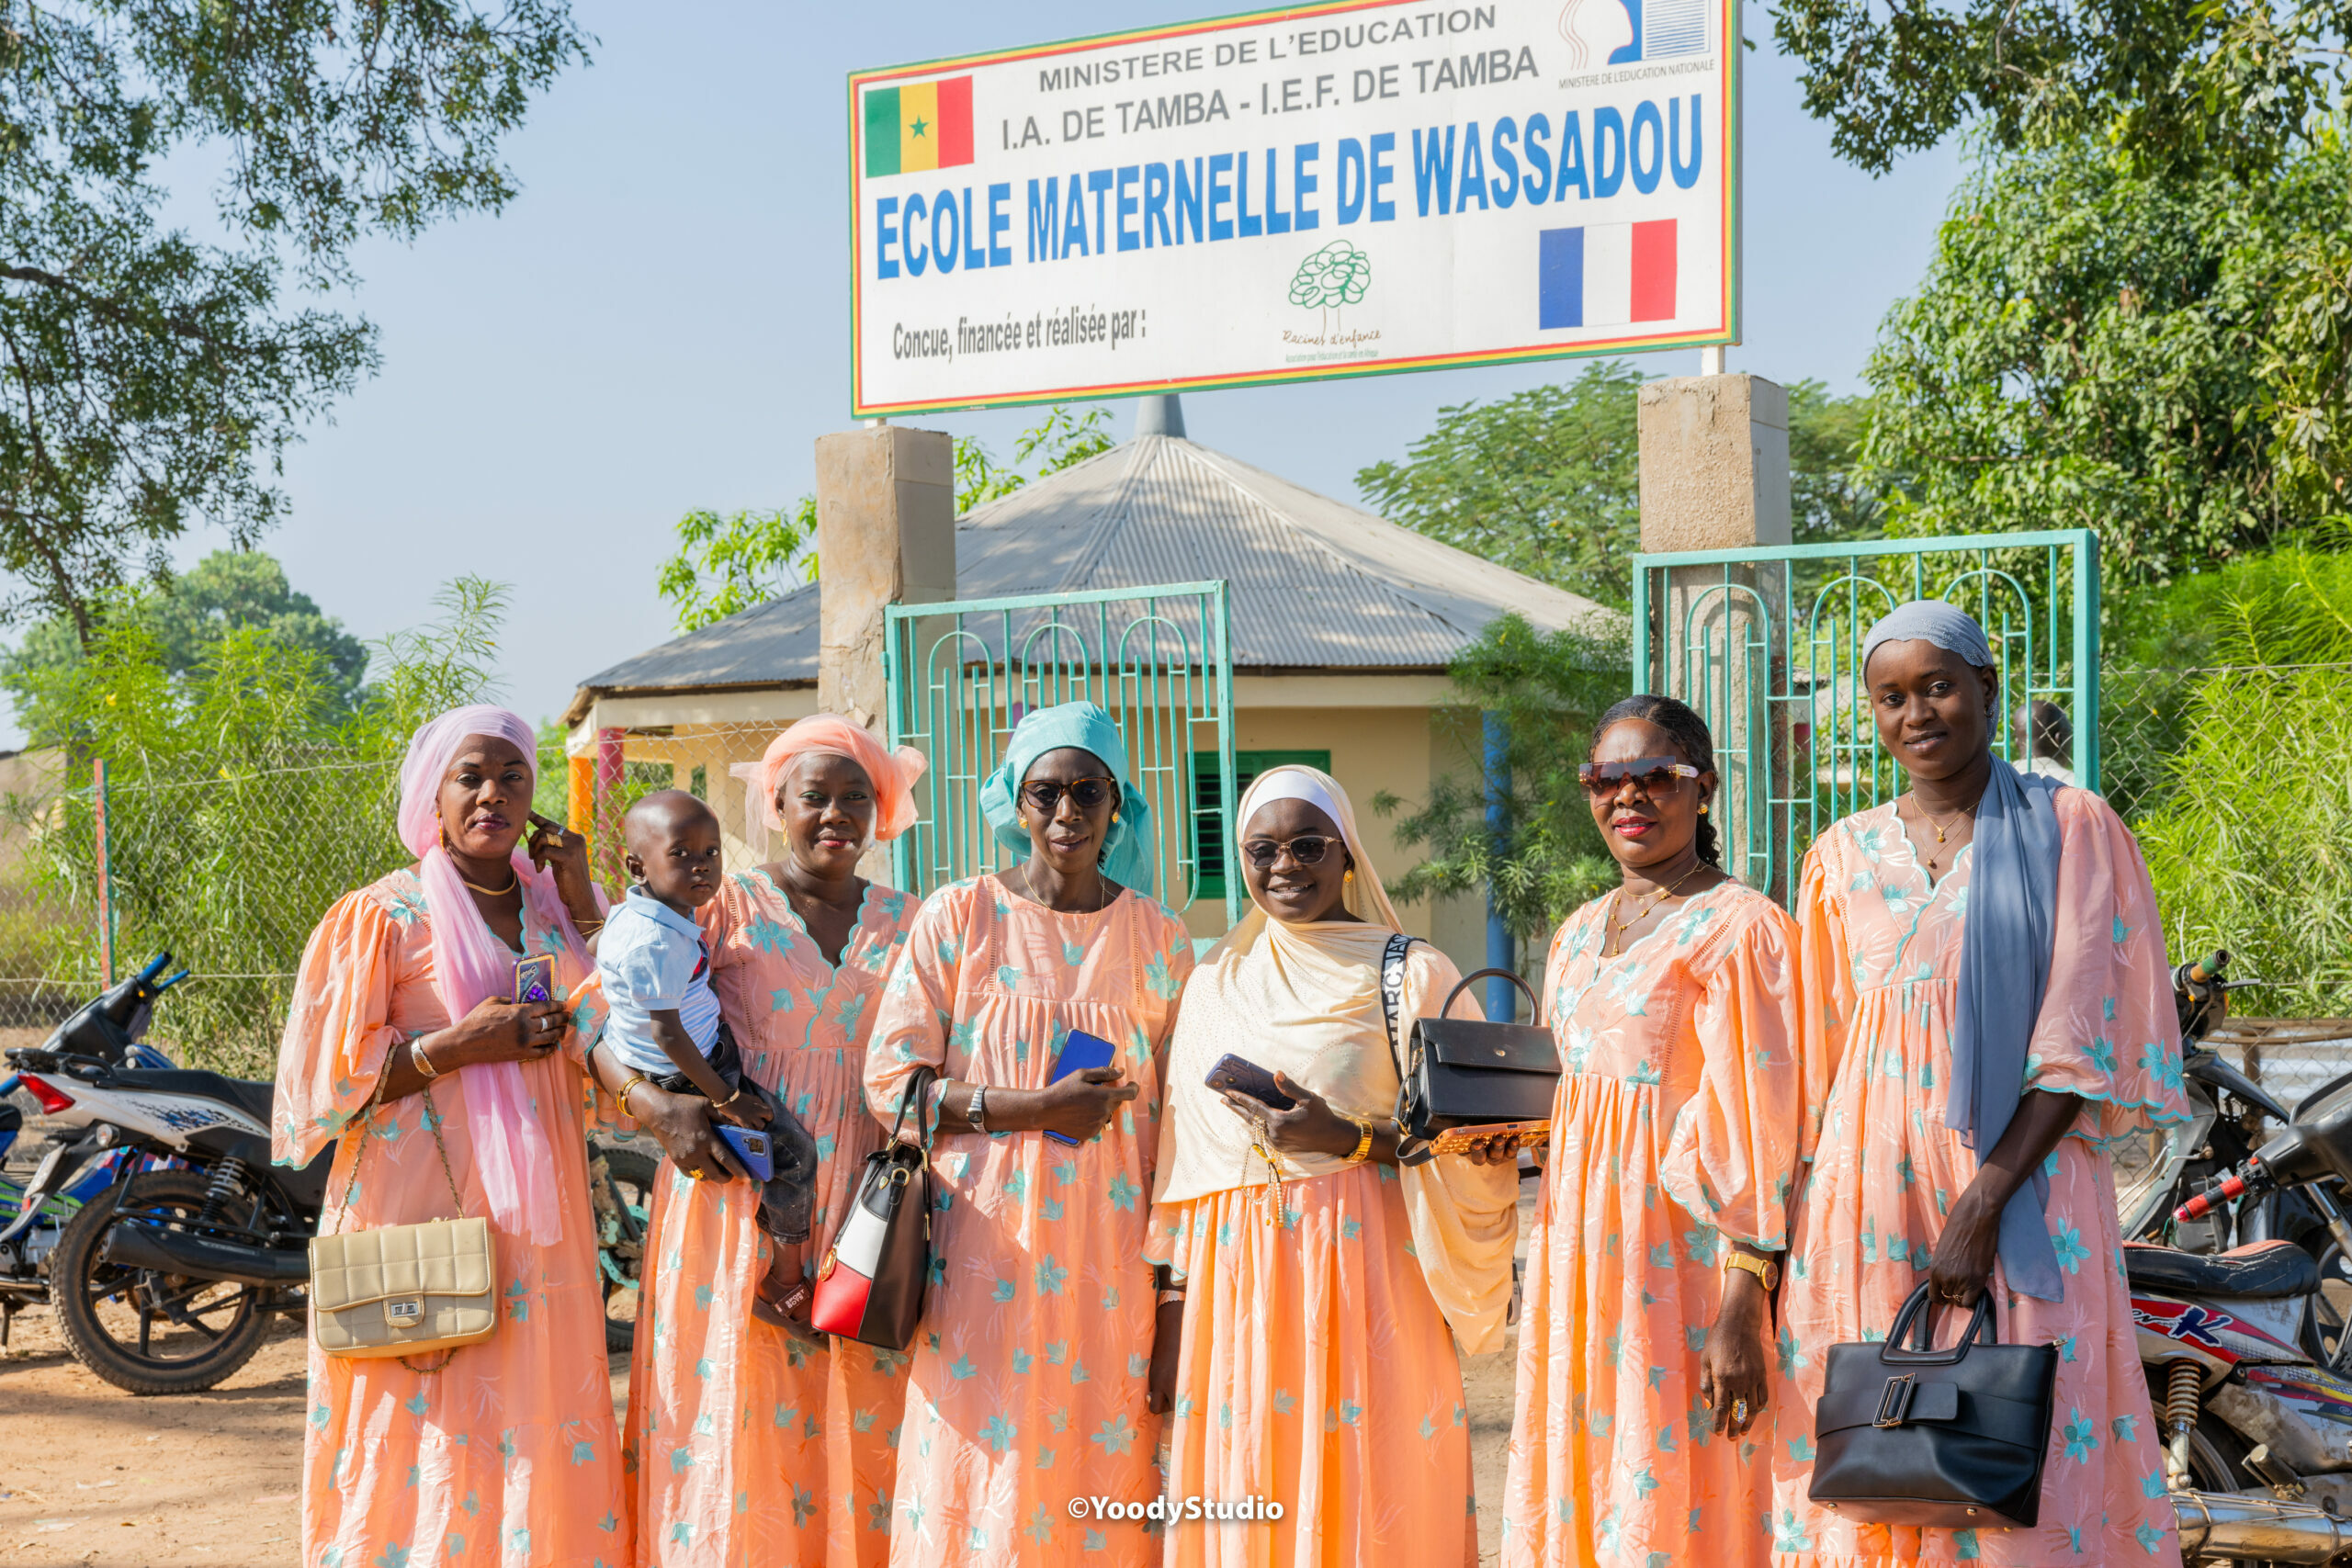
[0,1186,1538,1567]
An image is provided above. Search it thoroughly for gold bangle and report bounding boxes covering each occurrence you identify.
[615,1071,650,1119]
[1341,1114,1374,1165]
[411,1033,445,1080]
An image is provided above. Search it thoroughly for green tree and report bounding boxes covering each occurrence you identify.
[1860,133,2352,584]
[0,2,591,641]
[658,503,820,635]
[1770,0,2346,176]
[1374,614,1630,942]
[955,403,1114,513]
[1,549,369,723]
[1358,363,1881,605]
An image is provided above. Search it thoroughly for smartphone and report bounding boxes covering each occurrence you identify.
[513,954,556,1006]
[1204,1054,1297,1111]
[718,1123,775,1182]
[1043,1029,1120,1147]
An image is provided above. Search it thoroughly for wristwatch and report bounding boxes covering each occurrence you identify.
[1725,1252,1781,1292]
[967,1083,988,1134]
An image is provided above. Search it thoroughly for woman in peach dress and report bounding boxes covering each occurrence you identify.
[865,701,1194,1567]
[1503,694,1804,1568]
[606,716,926,1566]
[1767,603,2188,1568]
[273,705,629,1568]
[1146,764,1519,1565]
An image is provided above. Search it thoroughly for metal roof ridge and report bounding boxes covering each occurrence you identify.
[1045,433,1167,592]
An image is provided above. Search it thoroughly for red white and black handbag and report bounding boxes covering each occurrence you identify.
[810,1066,933,1349]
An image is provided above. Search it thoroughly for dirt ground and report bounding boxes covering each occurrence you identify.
[0,1189,1537,1568]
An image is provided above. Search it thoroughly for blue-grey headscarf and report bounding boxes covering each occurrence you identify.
[1862,601,2069,1303]
[979,702,1156,897]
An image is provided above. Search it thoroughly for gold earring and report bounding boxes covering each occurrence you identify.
[1344,869,1355,883]
[1699,804,1709,815]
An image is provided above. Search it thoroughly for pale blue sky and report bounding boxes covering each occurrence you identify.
[44,0,1965,737]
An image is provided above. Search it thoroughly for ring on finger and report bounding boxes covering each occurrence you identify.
[1732,1398,1750,1426]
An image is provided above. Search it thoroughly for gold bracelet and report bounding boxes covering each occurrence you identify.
[615,1071,650,1119]
[1724,1251,1781,1292]
[1341,1114,1374,1165]
[411,1033,445,1080]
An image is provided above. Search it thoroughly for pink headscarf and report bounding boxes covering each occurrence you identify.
[727,715,927,862]
[396,705,574,1246]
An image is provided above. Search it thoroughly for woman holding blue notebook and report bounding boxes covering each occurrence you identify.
[865,701,1197,1568]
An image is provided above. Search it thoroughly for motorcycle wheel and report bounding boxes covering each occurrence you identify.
[2303,1238,2352,1366]
[591,1143,657,1355]
[51,1169,273,1396]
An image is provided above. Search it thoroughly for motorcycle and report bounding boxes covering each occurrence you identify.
[5,952,656,1394]
[2110,950,2352,1561]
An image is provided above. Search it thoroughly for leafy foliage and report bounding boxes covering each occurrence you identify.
[1358,363,1880,605]
[1860,134,2352,585]
[0,0,590,637]
[1768,0,2349,176]
[1374,614,1630,942]
[955,404,1115,514]
[657,503,819,635]
[0,575,517,1071]
[1,549,369,725]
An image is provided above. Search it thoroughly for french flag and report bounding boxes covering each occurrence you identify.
[1539,221,1678,329]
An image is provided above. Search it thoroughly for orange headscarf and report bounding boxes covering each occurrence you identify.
[729,715,927,860]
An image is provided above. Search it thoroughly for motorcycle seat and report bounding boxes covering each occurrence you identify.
[103,1068,277,1130]
[2123,1239,2320,1301]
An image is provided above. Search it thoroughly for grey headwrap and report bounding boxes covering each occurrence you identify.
[1862,601,2069,1303]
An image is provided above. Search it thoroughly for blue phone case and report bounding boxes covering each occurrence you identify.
[717,1122,774,1182]
[1043,1030,1119,1147]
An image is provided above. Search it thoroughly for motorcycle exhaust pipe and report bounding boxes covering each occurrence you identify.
[103,1220,310,1287]
[2177,1488,2352,1562]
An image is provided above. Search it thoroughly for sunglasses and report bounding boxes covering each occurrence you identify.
[1019,776,1118,813]
[1241,834,1336,868]
[1577,757,1702,796]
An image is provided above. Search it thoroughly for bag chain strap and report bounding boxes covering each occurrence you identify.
[334,1071,470,1375]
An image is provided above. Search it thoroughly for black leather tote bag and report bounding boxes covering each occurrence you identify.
[1808,1280,2058,1529]
[1387,948,1560,1162]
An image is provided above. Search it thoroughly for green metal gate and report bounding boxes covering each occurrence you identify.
[883,581,1241,929]
[1630,530,2100,901]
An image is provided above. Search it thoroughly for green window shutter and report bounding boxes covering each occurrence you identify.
[1192,750,1332,901]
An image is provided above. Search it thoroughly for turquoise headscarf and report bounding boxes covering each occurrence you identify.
[979,702,1157,897]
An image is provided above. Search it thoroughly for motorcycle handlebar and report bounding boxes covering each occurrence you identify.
[2175,1153,2275,1224]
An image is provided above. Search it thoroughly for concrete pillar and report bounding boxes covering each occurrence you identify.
[814,424,957,883]
[1636,375,1792,894]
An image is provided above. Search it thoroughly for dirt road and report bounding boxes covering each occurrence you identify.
[0,1189,1536,1567]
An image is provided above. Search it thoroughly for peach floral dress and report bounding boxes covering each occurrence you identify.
[1502,879,1804,1568]
[620,871,919,1566]
[864,874,1193,1568]
[1766,792,2189,1568]
[273,868,628,1568]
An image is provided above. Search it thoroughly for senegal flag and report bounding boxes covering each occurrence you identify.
[864,77,974,177]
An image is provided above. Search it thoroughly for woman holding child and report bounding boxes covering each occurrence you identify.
[865,701,1196,1567]
[1146,764,1519,1565]
[603,716,927,1567]
[273,705,628,1568]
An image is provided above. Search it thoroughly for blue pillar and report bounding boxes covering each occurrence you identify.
[1483,711,1517,1021]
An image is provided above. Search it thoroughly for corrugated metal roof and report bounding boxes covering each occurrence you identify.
[572,433,1610,704]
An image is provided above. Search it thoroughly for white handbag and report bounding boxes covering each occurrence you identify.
[308,1082,496,1370]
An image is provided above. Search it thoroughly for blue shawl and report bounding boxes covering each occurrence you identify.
[978,702,1157,897]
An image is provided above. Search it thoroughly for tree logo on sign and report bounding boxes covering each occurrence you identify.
[1288,241,1371,334]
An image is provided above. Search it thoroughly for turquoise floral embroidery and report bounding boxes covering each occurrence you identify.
[2136,1524,2166,1554]
[1035,1255,1069,1295]
[1775,1328,1806,1377]
[1145,950,1181,998]
[980,1415,1016,1453]
[2087,1035,2117,1073]
[2113,1414,2139,1443]
[2140,1039,2186,1096]
[1091,1414,1137,1456]
[2051,1221,2090,1273]
[2063,1408,2099,1461]
[1770,1510,1813,1551]
[1666,903,1717,947]
[995,964,1023,991]
[1062,940,1085,966]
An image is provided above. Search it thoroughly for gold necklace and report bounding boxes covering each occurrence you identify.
[1008,864,1111,914]
[1604,863,1702,956]
[1907,795,1976,874]
[458,868,519,897]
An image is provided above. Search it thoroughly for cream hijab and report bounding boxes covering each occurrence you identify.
[1152,765,1520,1354]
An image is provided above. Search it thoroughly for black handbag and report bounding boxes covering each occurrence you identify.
[1383,940,1560,1163]
[1808,1280,2059,1529]
[809,1067,934,1350]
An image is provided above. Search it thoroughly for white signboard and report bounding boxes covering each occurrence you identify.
[848,0,1739,417]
